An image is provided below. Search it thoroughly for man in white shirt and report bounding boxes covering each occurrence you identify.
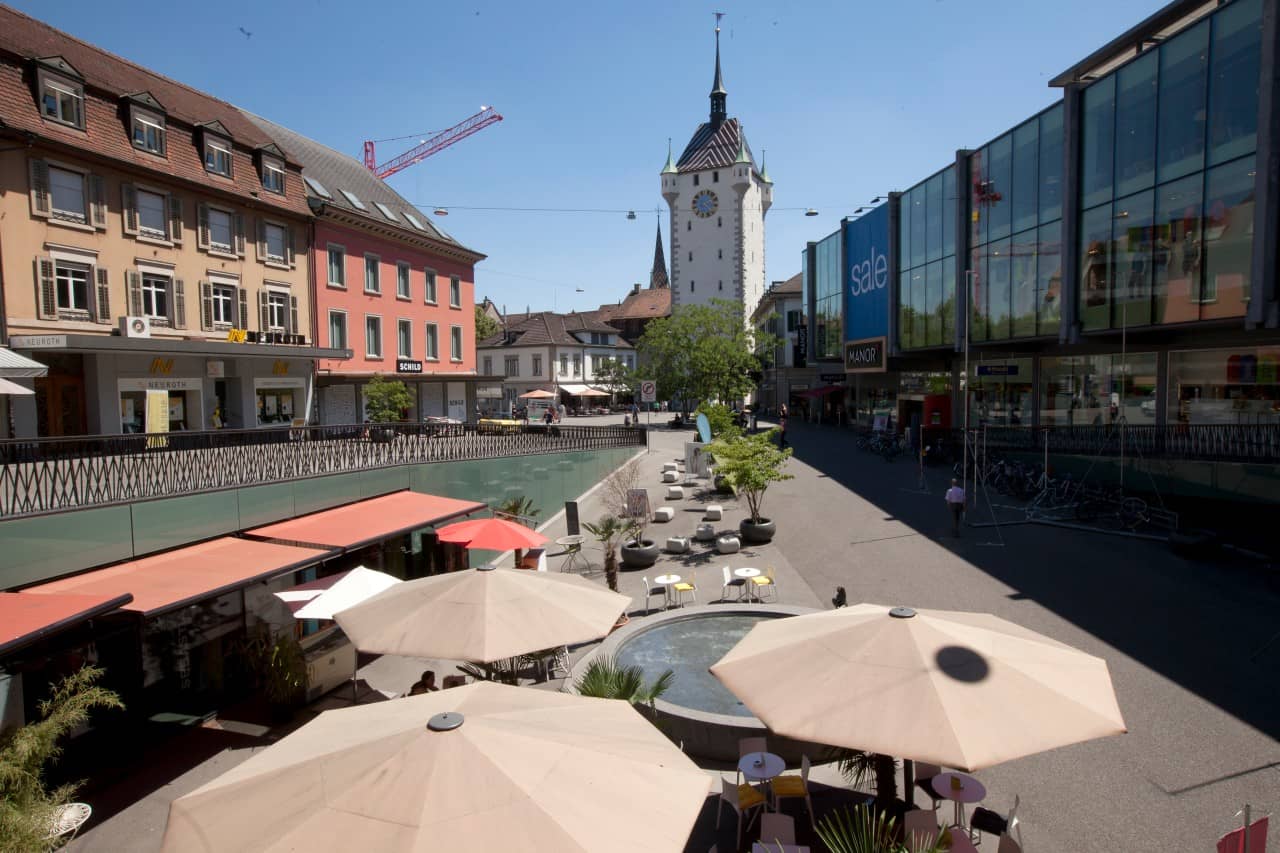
[945,479,965,537]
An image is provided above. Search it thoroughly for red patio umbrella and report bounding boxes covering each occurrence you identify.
[435,517,549,551]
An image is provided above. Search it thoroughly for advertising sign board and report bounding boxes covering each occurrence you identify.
[843,204,891,344]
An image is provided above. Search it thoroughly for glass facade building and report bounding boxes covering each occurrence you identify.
[1077,0,1261,331]
[898,166,957,349]
[812,230,843,361]
[969,103,1065,342]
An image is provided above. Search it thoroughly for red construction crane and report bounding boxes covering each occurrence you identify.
[362,107,503,180]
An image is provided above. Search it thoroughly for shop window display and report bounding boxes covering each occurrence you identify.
[1039,353,1157,426]
[1168,346,1280,424]
[967,357,1034,427]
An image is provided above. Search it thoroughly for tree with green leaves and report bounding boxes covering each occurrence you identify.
[707,430,793,524]
[363,375,413,423]
[0,666,123,852]
[634,298,779,412]
[591,356,636,399]
[573,656,673,708]
[474,305,502,342]
[582,515,638,593]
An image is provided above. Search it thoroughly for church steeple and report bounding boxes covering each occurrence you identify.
[650,219,669,289]
[710,17,727,129]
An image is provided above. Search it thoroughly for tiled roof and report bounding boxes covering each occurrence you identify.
[676,117,755,173]
[243,113,482,259]
[478,312,632,348]
[601,287,672,322]
[770,273,802,295]
[0,5,310,216]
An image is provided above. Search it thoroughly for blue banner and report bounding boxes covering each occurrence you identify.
[843,204,891,343]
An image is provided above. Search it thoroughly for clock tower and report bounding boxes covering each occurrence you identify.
[661,20,772,318]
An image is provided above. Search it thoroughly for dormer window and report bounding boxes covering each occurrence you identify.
[39,72,83,129]
[260,155,285,194]
[131,109,165,155]
[204,135,233,177]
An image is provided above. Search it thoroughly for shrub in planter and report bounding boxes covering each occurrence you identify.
[620,537,660,568]
[708,429,793,544]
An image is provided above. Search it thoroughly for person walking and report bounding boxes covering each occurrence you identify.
[945,478,966,537]
[778,411,789,449]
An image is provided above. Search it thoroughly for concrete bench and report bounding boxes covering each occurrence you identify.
[653,506,675,523]
[694,524,717,542]
[665,536,690,554]
[716,535,741,554]
[662,470,679,483]
[665,486,686,500]
[704,504,723,521]
[662,462,680,473]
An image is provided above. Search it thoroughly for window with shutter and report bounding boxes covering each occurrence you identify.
[237,287,249,329]
[95,267,110,323]
[200,281,214,331]
[197,203,210,248]
[168,196,182,243]
[127,270,143,316]
[29,159,51,218]
[286,228,295,267]
[234,213,246,257]
[173,279,186,329]
[258,290,270,331]
[34,257,56,320]
[121,184,138,234]
[289,295,299,337]
[256,218,267,260]
[89,175,107,229]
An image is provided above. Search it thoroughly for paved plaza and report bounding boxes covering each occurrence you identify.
[66,416,1279,852]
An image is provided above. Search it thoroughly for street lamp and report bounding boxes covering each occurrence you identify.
[962,269,978,508]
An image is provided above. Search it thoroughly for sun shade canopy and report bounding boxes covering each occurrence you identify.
[24,538,330,617]
[0,591,133,656]
[245,491,486,550]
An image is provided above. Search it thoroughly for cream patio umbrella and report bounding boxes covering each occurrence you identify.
[709,603,1127,772]
[161,681,710,853]
[518,389,557,399]
[333,566,630,663]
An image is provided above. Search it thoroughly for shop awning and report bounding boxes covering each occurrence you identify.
[8,333,349,361]
[23,538,331,617]
[558,384,595,395]
[0,347,47,378]
[0,592,133,656]
[0,377,34,396]
[244,490,486,551]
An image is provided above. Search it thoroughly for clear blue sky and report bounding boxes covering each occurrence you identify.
[18,0,1166,315]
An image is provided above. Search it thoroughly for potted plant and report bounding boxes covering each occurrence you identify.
[582,515,638,596]
[243,629,309,722]
[596,460,660,569]
[708,429,793,544]
[572,655,673,716]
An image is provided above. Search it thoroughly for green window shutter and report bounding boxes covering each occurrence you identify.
[127,270,143,316]
[29,159,50,218]
[95,266,111,324]
[200,281,213,331]
[89,174,107,229]
[121,184,138,235]
[197,203,210,249]
[168,195,183,243]
[173,278,187,329]
[35,257,56,319]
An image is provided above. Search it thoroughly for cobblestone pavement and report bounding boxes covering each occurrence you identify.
[68,417,1280,852]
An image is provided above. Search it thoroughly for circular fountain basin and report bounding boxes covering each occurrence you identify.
[573,604,824,763]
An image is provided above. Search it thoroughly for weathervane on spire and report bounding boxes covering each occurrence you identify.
[714,10,725,32]
[710,12,728,128]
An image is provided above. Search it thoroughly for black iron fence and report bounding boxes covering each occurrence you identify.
[949,423,1280,465]
[0,422,645,518]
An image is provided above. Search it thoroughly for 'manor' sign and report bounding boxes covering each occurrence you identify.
[845,337,887,373]
[843,204,891,343]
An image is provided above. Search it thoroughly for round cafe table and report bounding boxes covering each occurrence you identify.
[554,534,586,574]
[734,567,761,601]
[654,573,682,608]
[932,771,986,830]
[739,751,785,806]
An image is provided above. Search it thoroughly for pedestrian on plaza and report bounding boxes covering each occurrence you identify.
[408,670,438,695]
[778,412,789,449]
[945,478,966,537]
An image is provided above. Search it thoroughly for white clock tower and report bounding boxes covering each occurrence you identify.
[661,21,772,319]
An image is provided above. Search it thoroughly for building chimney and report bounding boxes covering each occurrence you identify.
[633,283,641,294]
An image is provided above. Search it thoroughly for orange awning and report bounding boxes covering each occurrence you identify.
[0,591,133,656]
[24,538,330,617]
[245,491,486,551]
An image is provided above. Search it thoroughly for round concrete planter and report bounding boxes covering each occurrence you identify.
[739,517,776,544]
[620,538,660,569]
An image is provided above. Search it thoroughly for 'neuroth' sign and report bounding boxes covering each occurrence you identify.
[843,203,891,345]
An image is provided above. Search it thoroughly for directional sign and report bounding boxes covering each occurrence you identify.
[639,380,657,403]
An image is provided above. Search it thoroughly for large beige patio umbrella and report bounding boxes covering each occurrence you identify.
[333,566,630,663]
[161,681,710,852]
[710,603,1127,771]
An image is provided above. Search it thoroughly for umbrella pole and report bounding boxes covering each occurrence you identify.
[904,759,915,809]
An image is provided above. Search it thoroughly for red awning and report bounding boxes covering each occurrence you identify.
[244,490,486,551]
[803,384,845,398]
[0,591,133,656]
[24,538,331,617]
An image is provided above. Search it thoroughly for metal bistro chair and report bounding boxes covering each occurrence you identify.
[672,569,697,607]
[45,802,91,845]
[642,576,669,613]
[771,754,816,829]
[721,565,747,601]
[758,812,796,846]
[750,566,778,601]
[717,776,765,849]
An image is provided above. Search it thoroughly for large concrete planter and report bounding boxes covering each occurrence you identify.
[620,538,660,569]
[739,517,776,544]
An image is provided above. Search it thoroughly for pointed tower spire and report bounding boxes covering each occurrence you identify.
[650,217,669,289]
[760,148,772,184]
[661,137,677,174]
[710,13,727,129]
[734,130,751,165]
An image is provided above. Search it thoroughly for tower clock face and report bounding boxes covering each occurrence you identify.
[692,190,718,218]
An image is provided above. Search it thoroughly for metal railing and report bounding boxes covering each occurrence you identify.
[959,423,1280,465]
[0,421,645,518]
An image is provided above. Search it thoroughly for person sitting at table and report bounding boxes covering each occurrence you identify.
[408,670,438,695]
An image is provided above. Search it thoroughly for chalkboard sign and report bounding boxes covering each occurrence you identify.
[625,488,650,520]
[565,500,580,536]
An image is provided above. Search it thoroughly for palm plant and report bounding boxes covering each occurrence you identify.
[494,496,539,527]
[582,515,638,592]
[817,805,947,853]
[572,656,673,710]
[834,748,900,810]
